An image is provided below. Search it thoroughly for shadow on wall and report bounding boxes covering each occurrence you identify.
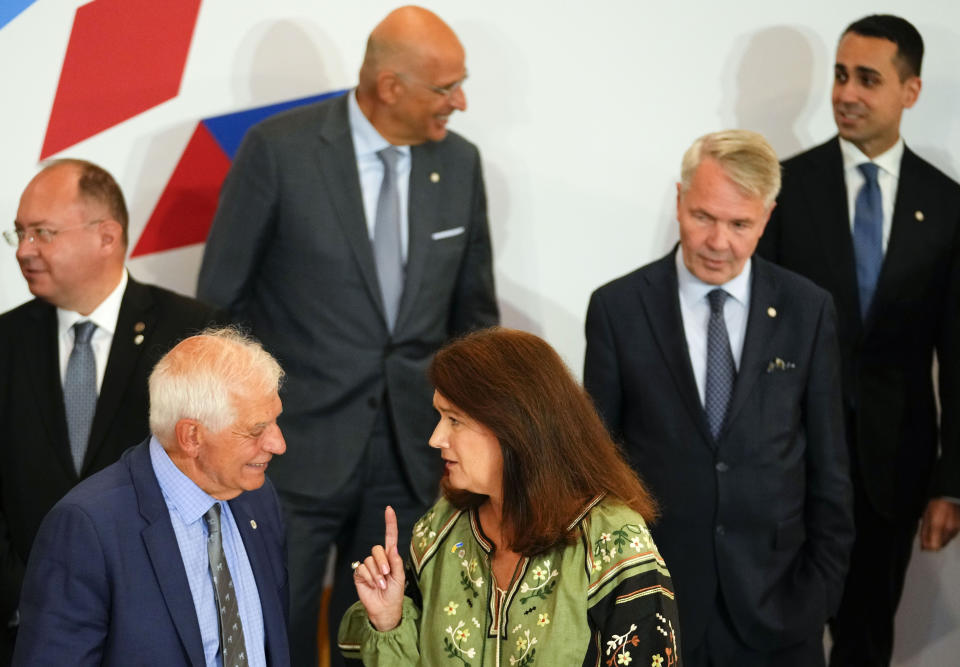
[720,25,824,160]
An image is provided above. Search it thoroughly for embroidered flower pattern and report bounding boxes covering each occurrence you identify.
[508,627,538,666]
[536,613,550,627]
[604,623,640,667]
[413,511,437,550]
[443,620,477,665]
[444,601,459,616]
[651,655,663,667]
[459,557,484,598]
[519,558,559,603]
[593,522,653,567]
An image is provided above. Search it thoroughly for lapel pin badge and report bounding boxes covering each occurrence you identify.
[250,520,257,530]
[767,306,777,318]
[134,321,145,332]
[133,334,144,346]
[430,172,440,183]
[914,210,924,222]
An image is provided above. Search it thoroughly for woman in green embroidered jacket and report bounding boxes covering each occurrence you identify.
[340,327,682,666]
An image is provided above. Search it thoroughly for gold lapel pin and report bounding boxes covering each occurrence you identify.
[134,321,145,333]
[250,520,258,530]
[767,306,777,318]
[430,172,440,183]
[915,210,924,222]
[134,334,144,346]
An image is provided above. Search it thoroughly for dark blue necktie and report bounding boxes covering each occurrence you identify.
[705,289,735,440]
[853,162,883,319]
[64,320,97,474]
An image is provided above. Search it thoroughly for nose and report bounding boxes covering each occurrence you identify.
[705,222,729,250]
[833,80,856,105]
[428,420,446,449]
[15,235,37,261]
[262,423,286,455]
[450,85,466,112]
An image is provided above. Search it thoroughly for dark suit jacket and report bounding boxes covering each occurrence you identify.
[12,441,289,666]
[197,92,498,505]
[0,277,221,624]
[757,137,960,520]
[584,252,853,652]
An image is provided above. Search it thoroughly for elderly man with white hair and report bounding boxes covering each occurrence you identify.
[14,328,290,667]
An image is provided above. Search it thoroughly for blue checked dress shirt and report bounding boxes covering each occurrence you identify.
[150,438,266,667]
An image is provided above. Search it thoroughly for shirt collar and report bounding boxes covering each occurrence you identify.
[839,135,903,180]
[347,88,411,160]
[675,245,751,307]
[150,436,222,525]
[57,269,128,338]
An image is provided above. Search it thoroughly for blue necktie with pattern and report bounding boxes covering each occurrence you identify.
[64,320,97,474]
[705,289,735,440]
[853,162,883,319]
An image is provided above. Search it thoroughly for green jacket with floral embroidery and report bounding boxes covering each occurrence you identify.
[339,494,682,666]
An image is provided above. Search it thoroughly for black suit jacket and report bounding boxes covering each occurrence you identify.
[757,137,960,520]
[0,277,221,623]
[198,93,498,506]
[584,252,853,652]
[13,441,289,666]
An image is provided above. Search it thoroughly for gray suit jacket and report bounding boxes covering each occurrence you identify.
[198,93,498,504]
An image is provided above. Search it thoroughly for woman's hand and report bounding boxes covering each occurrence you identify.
[352,505,406,631]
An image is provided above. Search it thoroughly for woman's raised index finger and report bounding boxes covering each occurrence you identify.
[384,505,399,550]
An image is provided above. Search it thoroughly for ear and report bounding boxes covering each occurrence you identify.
[96,219,123,253]
[676,182,684,216]
[756,201,776,237]
[377,70,402,105]
[174,418,203,458]
[902,76,921,109]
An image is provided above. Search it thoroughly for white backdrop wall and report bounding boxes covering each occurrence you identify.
[1,2,958,663]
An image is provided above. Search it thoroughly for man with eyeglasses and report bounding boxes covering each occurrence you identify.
[198,6,497,666]
[0,159,221,663]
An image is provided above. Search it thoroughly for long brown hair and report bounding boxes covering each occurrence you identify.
[429,327,657,555]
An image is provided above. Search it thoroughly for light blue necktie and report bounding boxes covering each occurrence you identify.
[705,289,735,441]
[853,162,883,319]
[374,147,404,332]
[64,320,97,474]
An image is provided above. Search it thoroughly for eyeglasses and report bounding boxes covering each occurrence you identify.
[4,219,104,247]
[400,72,468,100]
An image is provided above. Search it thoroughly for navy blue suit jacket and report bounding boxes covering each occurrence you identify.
[13,441,290,666]
[584,252,854,652]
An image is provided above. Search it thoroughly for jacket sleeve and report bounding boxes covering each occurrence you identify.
[338,597,423,666]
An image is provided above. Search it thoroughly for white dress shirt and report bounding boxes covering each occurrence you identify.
[57,270,128,393]
[840,136,903,254]
[675,248,751,406]
[347,89,412,262]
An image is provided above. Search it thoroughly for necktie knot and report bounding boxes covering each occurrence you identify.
[707,288,728,315]
[73,320,96,344]
[858,162,879,184]
[377,146,402,171]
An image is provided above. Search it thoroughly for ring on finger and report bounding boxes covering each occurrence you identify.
[351,560,361,570]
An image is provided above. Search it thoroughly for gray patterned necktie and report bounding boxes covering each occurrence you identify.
[64,320,97,474]
[374,146,404,331]
[853,162,883,319]
[204,504,248,667]
[705,289,736,440]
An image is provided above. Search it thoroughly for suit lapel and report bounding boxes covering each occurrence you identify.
[24,302,75,478]
[724,259,779,431]
[85,279,153,473]
[133,443,206,667]
[802,139,863,327]
[869,145,925,330]
[395,143,441,333]
[639,256,715,446]
[231,496,287,665]
[316,95,387,324]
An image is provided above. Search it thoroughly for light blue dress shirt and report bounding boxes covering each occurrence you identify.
[347,88,412,261]
[675,247,751,406]
[150,437,266,667]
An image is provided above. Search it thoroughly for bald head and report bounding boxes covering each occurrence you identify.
[356,6,467,145]
[14,159,128,314]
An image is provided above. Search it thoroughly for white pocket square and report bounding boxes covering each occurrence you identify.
[431,226,465,240]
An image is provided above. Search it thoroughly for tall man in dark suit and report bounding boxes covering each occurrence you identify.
[197,7,498,664]
[0,159,220,663]
[585,130,854,666]
[13,328,289,666]
[756,15,960,666]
